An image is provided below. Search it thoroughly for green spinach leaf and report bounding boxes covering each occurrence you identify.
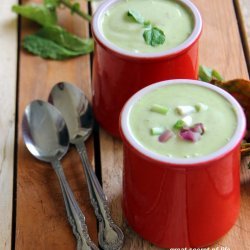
[36,25,93,53]
[23,35,85,60]
[12,4,57,27]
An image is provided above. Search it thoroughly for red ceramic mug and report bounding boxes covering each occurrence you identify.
[120,79,246,248]
[91,0,202,137]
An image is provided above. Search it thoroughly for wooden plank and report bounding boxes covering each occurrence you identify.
[15,1,97,249]
[92,0,250,249]
[0,1,18,249]
[236,0,250,68]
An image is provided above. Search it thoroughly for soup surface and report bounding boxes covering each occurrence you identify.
[101,0,194,53]
[129,84,237,158]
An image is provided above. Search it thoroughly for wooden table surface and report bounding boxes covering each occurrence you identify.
[0,0,249,249]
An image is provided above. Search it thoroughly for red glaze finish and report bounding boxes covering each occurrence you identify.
[119,80,246,248]
[91,0,202,137]
[121,136,241,248]
[92,42,199,137]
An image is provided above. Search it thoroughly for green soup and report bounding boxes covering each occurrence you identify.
[101,0,194,53]
[129,84,237,158]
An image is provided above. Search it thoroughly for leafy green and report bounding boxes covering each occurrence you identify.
[43,0,60,10]
[199,65,224,82]
[36,25,93,53]
[127,9,165,47]
[59,0,91,21]
[127,9,144,24]
[12,1,93,60]
[212,69,224,81]
[23,35,85,60]
[12,4,57,27]
[143,26,165,47]
[143,21,151,28]
[71,2,81,14]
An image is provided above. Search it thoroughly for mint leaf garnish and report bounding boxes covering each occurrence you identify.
[44,0,60,10]
[23,35,89,60]
[143,21,151,28]
[127,9,144,24]
[12,4,57,27]
[12,1,93,60]
[36,25,93,53]
[143,26,165,47]
[127,9,165,47]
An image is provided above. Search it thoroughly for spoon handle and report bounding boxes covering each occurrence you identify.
[75,140,124,250]
[57,176,83,250]
[51,158,99,250]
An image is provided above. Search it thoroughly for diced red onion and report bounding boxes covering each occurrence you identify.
[180,129,201,142]
[158,129,173,143]
[191,123,205,135]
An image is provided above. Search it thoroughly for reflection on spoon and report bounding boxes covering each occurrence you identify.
[22,100,98,250]
[49,82,124,250]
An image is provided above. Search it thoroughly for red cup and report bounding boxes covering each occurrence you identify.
[120,80,246,248]
[91,0,202,137]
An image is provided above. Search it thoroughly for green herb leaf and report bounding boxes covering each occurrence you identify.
[12,4,57,27]
[143,21,151,28]
[199,65,213,82]
[199,65,224,83]
[71,2,81,14]
[23,35,85,60]
[127,9,144,24]
[212,69,224,81]
[143,26,165,47]
[36,25,93,53]
[43,0,60,10]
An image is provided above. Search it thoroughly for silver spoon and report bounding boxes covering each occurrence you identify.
[48,82,124,250]
[22,100,99,250]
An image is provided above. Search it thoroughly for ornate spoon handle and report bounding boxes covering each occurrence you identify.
[52,158,99,250]
[75,140,124,250]
[56,172,83,250]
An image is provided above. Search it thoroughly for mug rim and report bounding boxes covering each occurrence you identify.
[120,79,246,166]
[92,0,203,59]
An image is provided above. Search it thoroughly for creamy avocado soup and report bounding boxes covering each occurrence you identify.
[101,0,194,53]
[129,84,237,158]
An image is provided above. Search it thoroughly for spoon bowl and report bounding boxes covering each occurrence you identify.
[22,100,69,162]
[48,82,93,143]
